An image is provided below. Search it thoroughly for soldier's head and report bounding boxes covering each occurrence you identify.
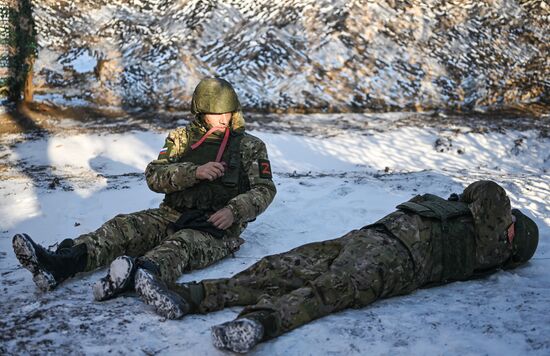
[191,77,243,130]
[504,209,539,269]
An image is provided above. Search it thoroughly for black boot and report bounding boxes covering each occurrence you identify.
[93,256,163,302]
[12,233,87,291]
[134,267,192,320]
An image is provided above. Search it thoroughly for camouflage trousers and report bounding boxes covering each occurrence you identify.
[198,229,416,339]
[73,206,243,282]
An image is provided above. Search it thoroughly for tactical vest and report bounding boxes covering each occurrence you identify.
[163,129,250,212]
[372,194,477,283]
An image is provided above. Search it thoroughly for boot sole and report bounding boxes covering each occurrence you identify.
[93,256,134,301]
[135,269,187,320]
[12,234,57,292]
[211,318,264,353]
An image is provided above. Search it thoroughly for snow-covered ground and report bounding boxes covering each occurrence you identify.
[0,114,549,355]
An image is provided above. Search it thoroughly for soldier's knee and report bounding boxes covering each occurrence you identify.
[311,272,354,305]
[166,229,205,245]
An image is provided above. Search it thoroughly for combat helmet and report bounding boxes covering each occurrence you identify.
[505,209,539,268]
[191,77,240,115]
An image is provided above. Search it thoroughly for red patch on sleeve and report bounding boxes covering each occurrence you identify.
[258,159,272,179]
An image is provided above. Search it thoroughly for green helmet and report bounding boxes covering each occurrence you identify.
[191,77,240,115]
[506,209,539,268]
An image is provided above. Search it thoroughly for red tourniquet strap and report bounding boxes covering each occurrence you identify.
[215,128,230,163]
[191,126,230,163]
[191,126,225,150]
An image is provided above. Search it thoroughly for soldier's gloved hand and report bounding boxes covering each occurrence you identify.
[208,207,234,230]
[196,162,225,181]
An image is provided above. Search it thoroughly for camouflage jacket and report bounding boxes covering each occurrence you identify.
[145,113,276,233]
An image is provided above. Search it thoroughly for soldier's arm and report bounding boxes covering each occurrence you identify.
[145,127,200,194]
[226,137,277,223]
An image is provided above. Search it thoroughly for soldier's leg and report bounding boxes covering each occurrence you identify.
[212,232,415,352]
[461,180,513,267]
[135,229,244,318]
[133,237,346,318]
[197,237,346,312]
[211,269,360,352]
[12,207,178,292]
[140,229,242,283]
[74,207,179,271]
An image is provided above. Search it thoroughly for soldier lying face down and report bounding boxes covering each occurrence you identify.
[133,180,538,353]
[12,77,276,311]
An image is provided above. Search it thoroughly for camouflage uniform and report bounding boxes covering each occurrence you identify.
[191,181,512,339]
[74,111,276,282]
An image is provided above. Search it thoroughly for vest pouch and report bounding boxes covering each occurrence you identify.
[221,132,243,188]
[397,194,471,221]
[221,171,238,187]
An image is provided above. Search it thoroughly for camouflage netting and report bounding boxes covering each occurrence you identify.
[0,2,12,99]
[0,0,36,103]
[13,0,550,112]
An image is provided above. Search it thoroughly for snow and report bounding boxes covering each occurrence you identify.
[0,114,549,354]
[66,50,97,74]
[33,94,93,108]
[309,37,351,69]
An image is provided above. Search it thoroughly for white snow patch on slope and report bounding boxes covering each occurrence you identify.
[67,50,97,73]
[256,128,548,176]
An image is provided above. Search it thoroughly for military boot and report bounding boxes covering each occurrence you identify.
[12,233,87,291]
[211,318,264,353]
[93,255,137,301]
[134,268,193,320]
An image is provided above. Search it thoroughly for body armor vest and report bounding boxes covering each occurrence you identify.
[163,129,250,213]
[372,194,477,283]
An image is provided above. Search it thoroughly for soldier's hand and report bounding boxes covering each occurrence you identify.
[208,207,234,230]
[196,162,225,181]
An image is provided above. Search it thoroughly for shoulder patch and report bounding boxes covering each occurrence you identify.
[158,141,174,159]
[258,159,272,179]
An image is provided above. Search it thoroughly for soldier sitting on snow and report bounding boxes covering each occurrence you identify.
[133,180,538,353]
[12,77,276,310]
